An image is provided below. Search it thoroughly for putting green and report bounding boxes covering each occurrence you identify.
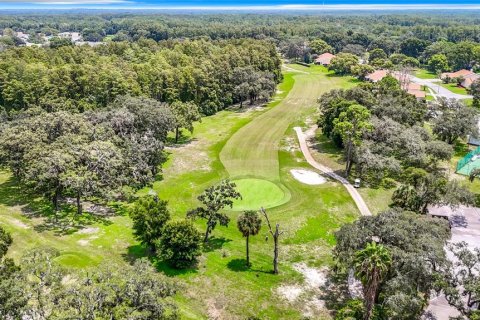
[230,178,290,211]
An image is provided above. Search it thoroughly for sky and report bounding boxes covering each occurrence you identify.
[1,0,480,10]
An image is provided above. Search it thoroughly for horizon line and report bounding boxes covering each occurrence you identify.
[2,4,480,10]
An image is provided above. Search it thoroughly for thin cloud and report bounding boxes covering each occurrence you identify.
[90,4,480,10]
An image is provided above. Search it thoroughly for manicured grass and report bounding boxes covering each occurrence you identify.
[439,82,469,95]
[415,69,438,79]
[147,65,360,318]
[230,178,290,211]
[220,65,356,181]
[0,65,362,319]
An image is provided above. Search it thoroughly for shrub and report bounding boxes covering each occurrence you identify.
[157,220,202,269]
[381,177,397,189]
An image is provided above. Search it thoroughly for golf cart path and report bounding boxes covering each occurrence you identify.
[294,126,372,217]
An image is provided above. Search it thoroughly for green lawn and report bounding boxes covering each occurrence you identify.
[0,65,363,319]
[439,82,469,95]
[415,69,438,79]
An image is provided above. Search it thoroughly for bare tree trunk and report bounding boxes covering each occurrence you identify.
[204,225,211,243]
[175,126,180,143]
[246,235,250,266]
[363,273,379,320]
[261,208,283,275]
[76,190,82,216]
[273,224,279,274]
[52,187,60,223]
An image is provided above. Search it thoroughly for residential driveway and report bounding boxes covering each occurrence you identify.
[410,76,472,100]
[425,206,480,319]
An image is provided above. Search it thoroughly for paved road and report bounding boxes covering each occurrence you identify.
[410,76,472,100]
[294,126,372,217]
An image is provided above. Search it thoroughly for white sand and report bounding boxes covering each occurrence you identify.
[278,285,303,302]
[293,263,327,289]
[8,218,30,229]
[77,227,99,234]
[290,169,327,185]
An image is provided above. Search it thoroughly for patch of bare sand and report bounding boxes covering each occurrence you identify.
[77,235,99,246]
[77,227,99,235]
[165,140,211,174]
[7,217,30,229]
[290,169,327,185]
[293,263,328,289]
[277,285,303,302]
[278,263,330,317]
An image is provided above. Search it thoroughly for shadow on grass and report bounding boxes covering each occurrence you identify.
[318,268,352,312]
[454,140,469,158]
[226,258,273,274]
[308,134,347,178]
[166,135,196,147]
[203,236,232,252]
[124,244,199,277]
[0,174,112,236]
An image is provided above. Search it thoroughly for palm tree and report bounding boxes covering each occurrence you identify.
[354,242,392,320]
[237,210,262,266]
[469,168,480,183]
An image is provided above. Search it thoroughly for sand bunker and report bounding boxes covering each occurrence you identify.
[290,169,326,185]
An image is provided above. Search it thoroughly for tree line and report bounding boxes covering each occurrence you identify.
[0,38,280,115]
[3,13,480,45]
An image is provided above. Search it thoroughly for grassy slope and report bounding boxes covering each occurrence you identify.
[0,65,361,319]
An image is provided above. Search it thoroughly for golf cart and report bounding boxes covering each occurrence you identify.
[354,178,361,188]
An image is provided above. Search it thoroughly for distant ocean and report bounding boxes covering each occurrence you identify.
[2,0,480,10]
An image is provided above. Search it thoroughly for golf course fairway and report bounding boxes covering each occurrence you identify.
[220,65,355,209]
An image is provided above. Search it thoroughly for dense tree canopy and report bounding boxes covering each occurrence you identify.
[335,209,451,319]
[0,38,281,115]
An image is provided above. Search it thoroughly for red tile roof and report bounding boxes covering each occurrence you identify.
[314,53,335,65]
[461,73,480,88]
[365,69,389,82]
[407,89,426,99]
[441,69,474,79]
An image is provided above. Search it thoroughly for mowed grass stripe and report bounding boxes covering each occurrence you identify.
[219,65,353,181]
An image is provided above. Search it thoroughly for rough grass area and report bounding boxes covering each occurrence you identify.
[0,65,363,319]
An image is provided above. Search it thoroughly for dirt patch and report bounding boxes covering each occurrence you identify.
[207,298,226,320]
[277,285,303,302]
[293,263,328,289]
[77,227,99,235]
[7,217,30,229]
[290,169,327,185]
[77,239,90,246]
[281,137,297,152]
[165,140,211,174]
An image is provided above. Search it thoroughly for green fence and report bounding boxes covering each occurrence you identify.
[457,146,480,173]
